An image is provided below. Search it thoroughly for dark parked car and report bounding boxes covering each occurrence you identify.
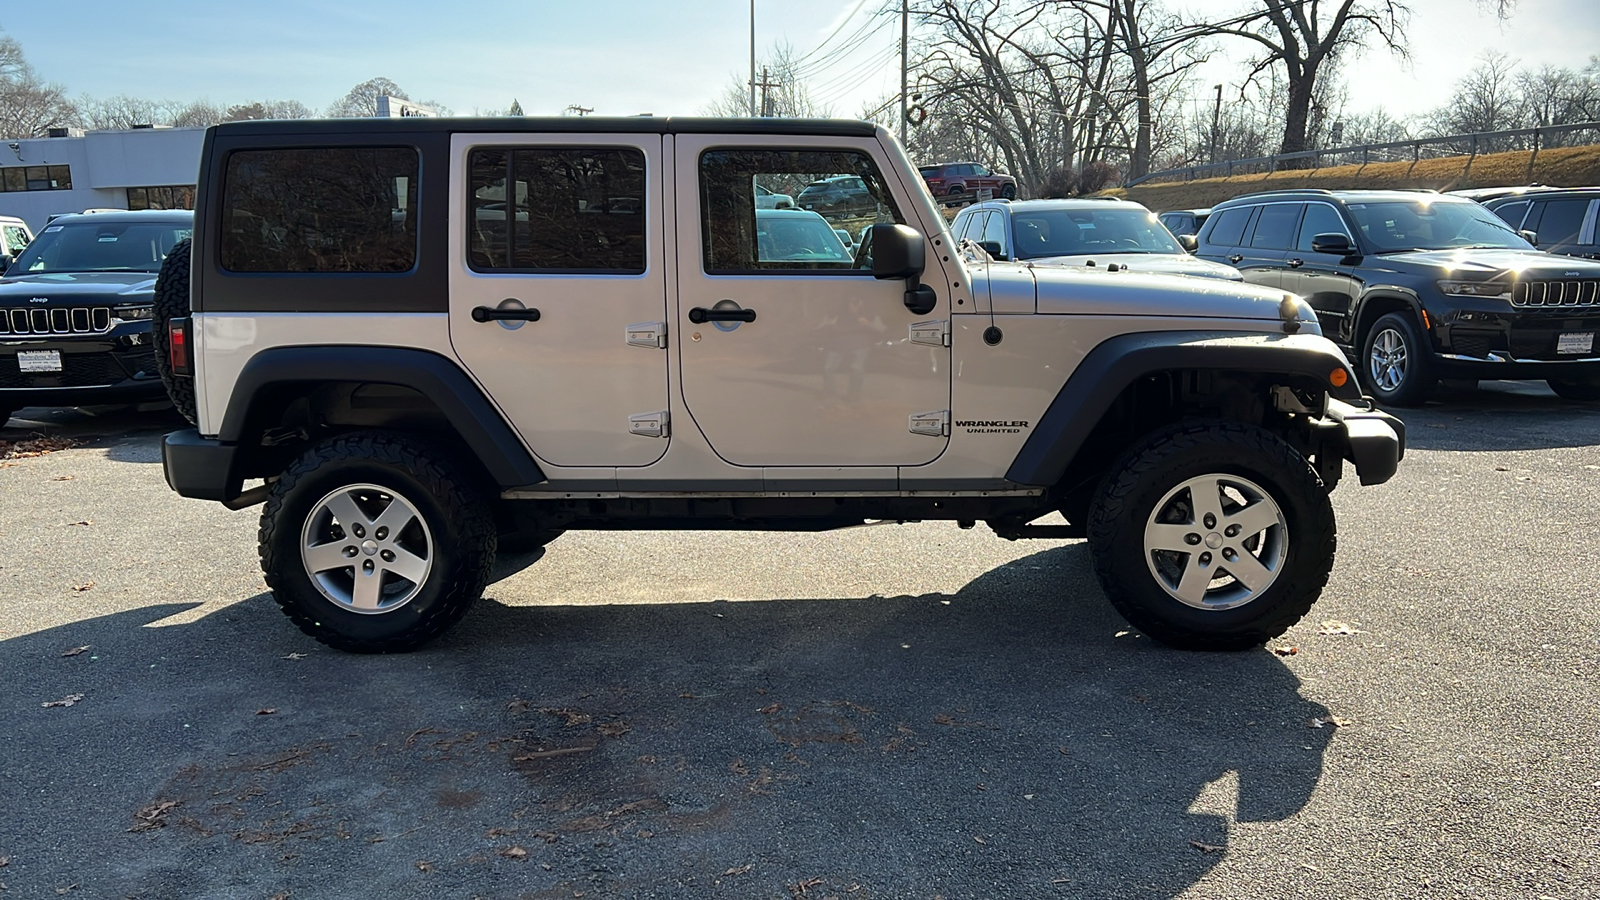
[795,175,879,215]
[1444,184,1563,204]
[1484,187,1599,259]
[1194,188,1600,404]
[0,210,192,425]
[1157,208,1211,238]
[953,198,1241,280]
[918,162,1017,200]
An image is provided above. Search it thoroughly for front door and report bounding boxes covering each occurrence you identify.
[448,133,670,468]
[673,137,951,467]
[1288,201,1362,344]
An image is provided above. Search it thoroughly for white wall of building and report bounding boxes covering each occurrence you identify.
[0,128,205,231]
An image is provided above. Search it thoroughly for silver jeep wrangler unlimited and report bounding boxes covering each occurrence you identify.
[156,117,1403,653]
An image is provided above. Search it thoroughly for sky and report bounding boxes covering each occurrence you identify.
[3,0,1597,127]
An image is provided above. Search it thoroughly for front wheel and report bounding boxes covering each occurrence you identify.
[259,431,496,653]
[1000,184,1017,200]
[1547,378,1600,401]
[1087,422,1336,651]
[1361,312,1436,407]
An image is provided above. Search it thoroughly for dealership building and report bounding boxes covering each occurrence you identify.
[0,126,206,231]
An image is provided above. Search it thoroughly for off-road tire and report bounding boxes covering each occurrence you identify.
[1546,378,1600,401]
[259,431,496,653]
[1361,311,1435,407]
[1087,421,1336,651]
[152,237,197,425]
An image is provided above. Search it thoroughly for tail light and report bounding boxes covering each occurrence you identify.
[168,317,191,376]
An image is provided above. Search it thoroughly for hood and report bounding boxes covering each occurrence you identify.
[1025,252,1243,281]
[1376,248,1600,278]
[0,271,158,306]
[979,261,1318,330]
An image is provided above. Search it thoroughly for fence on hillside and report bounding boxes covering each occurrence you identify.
[1126,121,1600,187]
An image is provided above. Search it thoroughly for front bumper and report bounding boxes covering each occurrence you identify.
[1432,299,1600,378]
[1322,398,1405,486]
[0,331,164,406]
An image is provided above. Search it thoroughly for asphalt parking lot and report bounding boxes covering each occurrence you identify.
[1,384,1597,899]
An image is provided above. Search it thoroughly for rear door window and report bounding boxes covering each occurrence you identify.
[1525,199,1590,248]
[1203,207,1252,247]
[467,146,646,273]
[1248,203,1302,250]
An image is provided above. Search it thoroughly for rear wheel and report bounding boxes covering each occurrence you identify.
[259,431,496,653]
[1547,378,1600,401]
[152,237,197,425]
[1087,421,1336,651]
[1361,312,1435,407]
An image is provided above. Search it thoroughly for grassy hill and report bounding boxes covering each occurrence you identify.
[1116,143,1600,212]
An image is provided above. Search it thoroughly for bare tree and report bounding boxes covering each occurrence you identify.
[1426,51,1524,147]
[76,95,180,130]
[702,43,833,118]
[1195,1,1412,165]
[325,78,447,117]
[0,32,78,138]
[225,100,315,122]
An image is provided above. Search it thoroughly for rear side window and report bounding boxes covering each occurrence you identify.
[1203,207,1252,246]
[1490,200,1529,229]
[1526,199,1590,247]
[1249,204,1302,250]
[468,147,646,273]
[221,147,418,273]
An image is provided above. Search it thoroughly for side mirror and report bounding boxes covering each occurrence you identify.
[1177,234,1198,253]
[870,223,936,315]
[1310,233,1354,255]
[1519,229,1538,246]
[871,224,925,281]
[977,240,1008,261]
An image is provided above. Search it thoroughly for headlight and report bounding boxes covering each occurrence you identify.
[1437,280,1511,300]
[115,305,153,320]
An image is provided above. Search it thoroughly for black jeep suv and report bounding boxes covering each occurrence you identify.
[0,210,193,425]
[1483,187,1599,260]
[1195,189,1600,404]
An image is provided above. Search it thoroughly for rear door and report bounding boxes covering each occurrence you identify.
[448,133,671,468]
[673,136,951,467]
[1235,202,1302,290]
[1524,197,1598,256]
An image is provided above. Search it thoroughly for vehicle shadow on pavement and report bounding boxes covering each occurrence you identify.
[1,546,1332,899]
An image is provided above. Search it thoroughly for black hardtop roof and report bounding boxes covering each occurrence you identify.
[210,116,880,139]
[1216,188,1466,207]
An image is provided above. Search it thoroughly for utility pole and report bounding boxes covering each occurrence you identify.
[753,66,781,117]
[749,0,757,117]
[1210,84,1223,164]
[900,0,908,147]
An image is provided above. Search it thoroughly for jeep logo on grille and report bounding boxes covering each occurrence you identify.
[29,297,49,303]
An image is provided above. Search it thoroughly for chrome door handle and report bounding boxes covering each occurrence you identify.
[1287,258,1304,268]
[1228,254,1244,264]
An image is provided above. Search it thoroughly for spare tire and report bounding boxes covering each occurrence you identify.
[152,237,197,425]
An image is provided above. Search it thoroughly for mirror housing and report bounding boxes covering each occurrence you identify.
[1519,229,1539,246]
[977,240,1008,261]
[871,224,925,281]
[1310,233,1354,255]
[1176,234,1198,253]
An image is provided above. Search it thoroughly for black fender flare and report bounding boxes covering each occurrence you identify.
[1351,286,1427,348]
[1004,330,1363,487]
[220,345,545,488]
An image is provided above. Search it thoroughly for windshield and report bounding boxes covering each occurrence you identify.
[12,220,193,274]
[755,211,852,263]
[1343,199,1532,253]
[1010,207,1183,260]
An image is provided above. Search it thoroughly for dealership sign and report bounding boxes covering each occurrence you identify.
[376,96,436,118]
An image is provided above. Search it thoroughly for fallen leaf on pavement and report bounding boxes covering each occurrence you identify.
[129,800,178,832]
[256,708,278,716]
[1272,645,1299,656]
[540,707,591,727]
[281,652,307,660]
[759,703,782,715]
[721,865,753,877]
[64,520,92,527]
[415,861,433,872]
[1309,716,1351,728]
[60,646,90,657]
[42,693,85,708]
[70,582,95,593]
[1318,621,1365,635]
[596,720,631,737]
[52,475,75,481]
[1188,840,1225,853]
[499,846,528,859]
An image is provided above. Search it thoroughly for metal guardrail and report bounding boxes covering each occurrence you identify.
[1126,121,1600,187]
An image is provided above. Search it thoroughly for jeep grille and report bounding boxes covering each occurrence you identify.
[1,307,114,336]
[1511,280,1600,308]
